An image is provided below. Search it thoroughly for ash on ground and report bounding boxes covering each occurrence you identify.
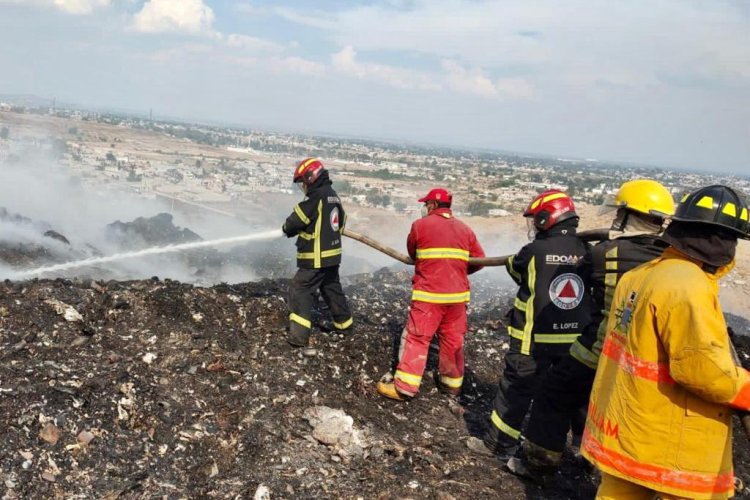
[1,271,749,499]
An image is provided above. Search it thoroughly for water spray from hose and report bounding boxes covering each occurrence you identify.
[11,229,283,279]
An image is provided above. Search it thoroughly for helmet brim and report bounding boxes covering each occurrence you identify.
[597,194,621,216]
[669,216,750,239]
[648,209,671,219]
[597,204,619,216]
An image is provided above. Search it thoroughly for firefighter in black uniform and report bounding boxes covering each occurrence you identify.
[283,158,354,348]
[469,190,592,459]
[506,179,676,477]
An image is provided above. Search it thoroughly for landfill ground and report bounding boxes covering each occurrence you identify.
[1,271,750,500]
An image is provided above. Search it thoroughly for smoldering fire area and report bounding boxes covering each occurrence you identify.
[0,155,294,284]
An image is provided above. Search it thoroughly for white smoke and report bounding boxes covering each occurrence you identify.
[0,149,290,283]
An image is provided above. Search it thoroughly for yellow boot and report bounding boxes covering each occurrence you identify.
[376,381,411,401]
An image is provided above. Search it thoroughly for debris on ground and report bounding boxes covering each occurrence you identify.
[0,271,748,499]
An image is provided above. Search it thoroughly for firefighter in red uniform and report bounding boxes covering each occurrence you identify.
[377,188,485,400]
[283,158,353,348]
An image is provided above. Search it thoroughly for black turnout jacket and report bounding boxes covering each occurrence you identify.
[283,171,347,269]
[505,219,593,356]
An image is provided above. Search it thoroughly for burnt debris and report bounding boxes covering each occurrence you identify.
[1,272,748,498]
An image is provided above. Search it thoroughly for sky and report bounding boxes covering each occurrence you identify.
[0,0,748,173]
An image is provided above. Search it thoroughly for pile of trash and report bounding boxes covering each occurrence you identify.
[106,213,202,248]
[0,208,75,268]
[0,271,748,499]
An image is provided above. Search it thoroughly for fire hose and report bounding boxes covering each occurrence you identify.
[342,227,611,266]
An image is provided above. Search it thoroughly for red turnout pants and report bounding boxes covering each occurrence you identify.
[394,301,468,396]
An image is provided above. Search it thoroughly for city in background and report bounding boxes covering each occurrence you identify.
[2,97,747,223]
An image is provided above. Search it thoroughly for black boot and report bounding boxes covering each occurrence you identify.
[466,435,518,461]
[506,440,562,481]
[287,325,310,347]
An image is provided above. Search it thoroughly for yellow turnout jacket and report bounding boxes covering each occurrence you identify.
[582,248,750,499]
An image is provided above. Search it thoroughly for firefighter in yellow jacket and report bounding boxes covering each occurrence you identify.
[582,184,750,500]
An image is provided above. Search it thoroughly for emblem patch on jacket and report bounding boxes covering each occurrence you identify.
[549,273,584,310]
[616,291,637,333]
[330,207,340,231]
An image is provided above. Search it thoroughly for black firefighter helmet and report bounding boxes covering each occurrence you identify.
[672,185,750,239]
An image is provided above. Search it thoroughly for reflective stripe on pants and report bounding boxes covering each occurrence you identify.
[288,266,353,341]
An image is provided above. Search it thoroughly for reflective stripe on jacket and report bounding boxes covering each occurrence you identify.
[582,248,750,499]
[283,175,346,269]
[408,208,484,304]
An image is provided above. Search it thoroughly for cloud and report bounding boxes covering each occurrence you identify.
[274,6,335,30]
[328,49,533,99]
[53,0,108,14]
[440,60,535,99]
[224,54,326,76]
[133,0,215,34]
[495,78,535,99]
[332,46,440,91]
[278,0,750,94]
[233,1,255,14]
[0,0,109,14]
[442,60,501,98]
[147,42,213,63]
[267,56,325,76]
[131,1,290,73]
[143,38,325,77]
[223,33,284,54]
[133,6,310,78]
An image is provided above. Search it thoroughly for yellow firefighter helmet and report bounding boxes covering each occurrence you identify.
[602,179,675,218]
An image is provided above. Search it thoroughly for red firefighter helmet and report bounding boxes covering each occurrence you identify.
[293,158,326,185]
[417,188,452,206]
[524,190,577,231]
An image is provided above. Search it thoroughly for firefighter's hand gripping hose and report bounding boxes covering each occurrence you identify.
[341,228,610,267]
